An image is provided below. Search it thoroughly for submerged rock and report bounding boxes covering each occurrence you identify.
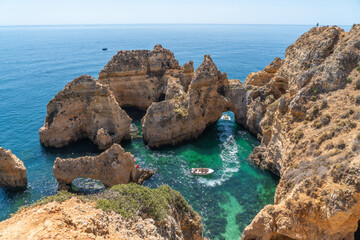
[0,147,27,188]
[39,75,132,149]
[53,144,154,190]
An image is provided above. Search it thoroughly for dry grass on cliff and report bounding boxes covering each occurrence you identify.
[18,183,195,222]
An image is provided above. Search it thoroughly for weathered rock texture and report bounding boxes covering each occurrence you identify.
[242,25,360,240]
[39,75,132,149]
[0,147,27,188]
[142,55,231,147]
[0,197,204,240]
[98,44,187,110]
[53,144,154,190]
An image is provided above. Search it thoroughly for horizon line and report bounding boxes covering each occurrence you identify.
[0,23,355,28]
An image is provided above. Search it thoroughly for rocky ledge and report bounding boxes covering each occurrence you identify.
[53,144,154,190]
[39,75,132,149]
[242,25,360,239]
[0,184,204,240]
[98,44,185,110]
[0,147,27,188]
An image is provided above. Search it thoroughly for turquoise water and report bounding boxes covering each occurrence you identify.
[0,24,350,239]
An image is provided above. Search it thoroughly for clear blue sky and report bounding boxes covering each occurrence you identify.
[0,0,359,26]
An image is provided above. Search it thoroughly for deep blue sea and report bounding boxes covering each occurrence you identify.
[0,24,351,239]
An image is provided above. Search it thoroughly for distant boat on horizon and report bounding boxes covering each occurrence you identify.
[102,48,108,51]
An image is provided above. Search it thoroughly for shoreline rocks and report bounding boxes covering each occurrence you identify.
[53,144,154,190]
[0,147,27,188]
[241,25,360,239]
[0,187,204,240]
[39,75,132,149]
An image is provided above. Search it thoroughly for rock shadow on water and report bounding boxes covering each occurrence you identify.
[70,177,105,194]
[40,138,102,161]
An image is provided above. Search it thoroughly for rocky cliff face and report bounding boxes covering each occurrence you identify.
[53,144,154,190]
[242,25,360,240]
[98,44,182,110]
[142,55,229,147]
[39,75,132,149]
[0,147,27,188]
[0,192,204,240]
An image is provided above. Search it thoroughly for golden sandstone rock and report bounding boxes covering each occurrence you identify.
[98,44,181,110]
[53,144,154,190]
[39,75,131,149]
[0,197,203,240]
[0,147,27,188]
[242,25,360,240]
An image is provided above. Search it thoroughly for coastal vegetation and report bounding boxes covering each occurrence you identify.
[19,184,195,222]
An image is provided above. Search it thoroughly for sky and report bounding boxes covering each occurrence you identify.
[0,0,359,26]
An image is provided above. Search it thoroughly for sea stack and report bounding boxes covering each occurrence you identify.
[0,147,27,188]
[39,75,132,149]
[53,144,154,190]
[98,44,182,110]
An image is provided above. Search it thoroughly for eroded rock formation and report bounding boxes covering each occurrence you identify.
[0,195,204,240]
[39,75,132,149]
[53,143,154,190]
[0,147,27,188]
[241,25,360,240]
[98,44,185,110]
[142,55,230,147]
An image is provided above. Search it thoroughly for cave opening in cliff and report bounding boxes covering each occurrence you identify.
[71,177,105,194]
[355,219,360,239]
[122,106,147,122]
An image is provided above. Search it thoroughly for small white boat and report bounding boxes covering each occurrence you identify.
[190,168,214,175]
[221,114,231,120]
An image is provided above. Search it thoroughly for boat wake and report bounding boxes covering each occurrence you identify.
[197,135,240,187]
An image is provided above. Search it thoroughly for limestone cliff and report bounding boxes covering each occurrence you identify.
[242,25,360,240]
[53,144,154,190]
[98,44,183,110]
[39,75,132,149]
[0,184,204,240]
[0,147,27,188]
[142,55,229,147]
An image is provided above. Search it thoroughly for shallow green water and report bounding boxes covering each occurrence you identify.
[120,111,278,239]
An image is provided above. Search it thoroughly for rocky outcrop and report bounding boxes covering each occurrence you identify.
[0,147,27,188]
[39,75,132,149]
[244,57,283,86]
[53,144,154,190]
[242,25,360,239]
[98,44,183,110]
[0,192,204,240]
[142,55,229,147]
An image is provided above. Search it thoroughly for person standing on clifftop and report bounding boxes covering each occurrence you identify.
[317,23,319,27]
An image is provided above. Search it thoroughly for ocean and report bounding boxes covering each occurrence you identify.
[0,24,351,239]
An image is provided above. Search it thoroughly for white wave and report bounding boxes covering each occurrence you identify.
[197,135,240,187]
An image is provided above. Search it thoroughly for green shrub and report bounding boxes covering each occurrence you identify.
[175,106,188,119]
[346,77,352,83]
[356,96,360,105]
[96,183,195,221]
[15,184,195,223]
[356,79,360,90]
[357,66,360,73]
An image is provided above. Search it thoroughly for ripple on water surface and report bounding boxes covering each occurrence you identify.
[121,111,278,239]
